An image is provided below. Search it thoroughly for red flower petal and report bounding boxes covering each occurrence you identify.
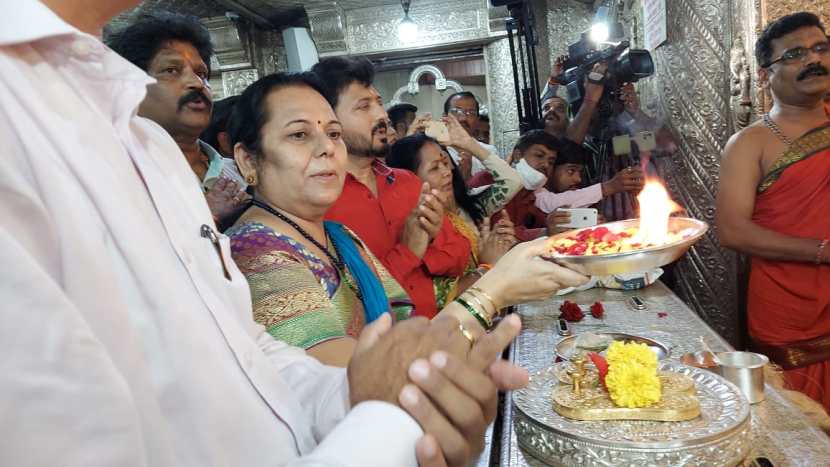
[590,301,605,319]
[588,352,609,389]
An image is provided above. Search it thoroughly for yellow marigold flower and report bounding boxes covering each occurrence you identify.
[605,361,662,408]
[606,341,658,371]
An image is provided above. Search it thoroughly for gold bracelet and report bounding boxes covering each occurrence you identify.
[455,296,492,329]
[468,286,501,316]
[817,239,828,265]
[465,288,496,318]
[462,292,493,327]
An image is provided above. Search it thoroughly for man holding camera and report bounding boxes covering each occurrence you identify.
[541,57,607,146]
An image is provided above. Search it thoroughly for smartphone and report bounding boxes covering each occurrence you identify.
[612,134,632,156]
[633,131,657,152]
[425,121,450,144]
[559,208,598,228]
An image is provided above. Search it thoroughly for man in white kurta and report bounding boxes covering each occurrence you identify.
[0,1,428,465]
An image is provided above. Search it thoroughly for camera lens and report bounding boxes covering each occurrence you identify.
[615,49,654,83]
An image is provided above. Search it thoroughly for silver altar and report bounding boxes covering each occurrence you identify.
[485,282,830,467]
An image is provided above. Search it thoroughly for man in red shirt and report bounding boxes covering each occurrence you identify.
[313,56,470,318]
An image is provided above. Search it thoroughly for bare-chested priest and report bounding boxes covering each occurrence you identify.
[717,12,830,409]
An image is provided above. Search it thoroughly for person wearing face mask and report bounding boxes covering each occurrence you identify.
[534,138,644,215]
[469,130,561,241]
[716,11,830,410]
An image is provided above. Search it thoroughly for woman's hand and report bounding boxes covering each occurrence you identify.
[407,113,433,136]
[443,114,487,159]
[545,208,571,235]
[477,219,509,264]
[472,237,589,308]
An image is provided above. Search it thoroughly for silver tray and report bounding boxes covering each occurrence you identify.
[512,361,751,467]
[555,332,670,361]
[543,217,708,276]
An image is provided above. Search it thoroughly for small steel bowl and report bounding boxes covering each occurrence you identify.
[543,217,709,276]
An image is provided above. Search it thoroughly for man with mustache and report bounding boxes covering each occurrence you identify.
[716,12,830,410]
[314,56,472,318]
[540,58,608,145]
[109,12,247,225]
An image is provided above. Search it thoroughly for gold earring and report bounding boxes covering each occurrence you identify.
[245,174,257,186]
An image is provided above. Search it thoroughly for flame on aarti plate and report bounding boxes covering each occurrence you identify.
[634,179,682,246]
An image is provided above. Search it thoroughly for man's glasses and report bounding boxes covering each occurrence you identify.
[448,107,479,118]
[763,41,830,68]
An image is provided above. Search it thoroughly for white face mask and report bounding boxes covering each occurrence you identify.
[515,158,548,190]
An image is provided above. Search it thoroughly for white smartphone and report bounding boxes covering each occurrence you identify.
[612,135,631,156]
[559,208,598,228]
[633,131,657,152]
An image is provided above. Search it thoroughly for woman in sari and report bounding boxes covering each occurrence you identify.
[225,72,587,366]
[387,123,522,309]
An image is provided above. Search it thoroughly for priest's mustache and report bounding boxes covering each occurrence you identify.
[797,63,829,81]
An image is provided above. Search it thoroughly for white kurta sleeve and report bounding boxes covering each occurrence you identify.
[0,153,147,466]
[534,184,603,213]
[255,330,423,465]
[288,401,422,467]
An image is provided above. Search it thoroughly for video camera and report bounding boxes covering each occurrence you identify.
[554,33,654,109]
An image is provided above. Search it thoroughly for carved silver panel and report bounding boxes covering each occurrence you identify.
[544,0,593,62]
[222,68,259,97]
[619,0,741,344]
[250,28,286,76]
[307,4,348,56]
[343,0,492,55]
[485,38,521,157]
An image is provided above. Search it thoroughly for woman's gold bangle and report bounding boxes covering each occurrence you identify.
[468,286,500,316]
[455,296,492,329]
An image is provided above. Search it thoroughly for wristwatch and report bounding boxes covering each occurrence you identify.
[587,71,605,84]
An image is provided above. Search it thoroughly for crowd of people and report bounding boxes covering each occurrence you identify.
[1,0,829,464]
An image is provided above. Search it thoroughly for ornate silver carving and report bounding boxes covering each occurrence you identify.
[543,0,593,61]
[729,35,753,130]
[222,68,259,97]
[485,38,521,157]
[203,16,253,72]
[341,0,491,55]
[388,65,465,106]
[307,4,348,56]
[621,0,742,344]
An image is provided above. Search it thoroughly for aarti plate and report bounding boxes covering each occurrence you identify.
[542,217,708,276]
[512,361,751,467]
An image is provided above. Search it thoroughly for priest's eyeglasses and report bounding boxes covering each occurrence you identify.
[763,41,830,68]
